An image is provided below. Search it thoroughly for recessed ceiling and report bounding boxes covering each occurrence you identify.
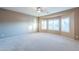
[2,7,74,17]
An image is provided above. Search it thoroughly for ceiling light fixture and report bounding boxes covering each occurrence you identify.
[36,7,42,12]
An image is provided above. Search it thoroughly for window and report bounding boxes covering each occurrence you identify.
[41,20,47,30]
[53,19,59,31]
[48,20,54,30]
[40,16,70,33]
[61,17,70,32]
[33,19,37,31]
[48,19,59,31]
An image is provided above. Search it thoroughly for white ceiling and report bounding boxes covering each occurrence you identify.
[2,7,74,17]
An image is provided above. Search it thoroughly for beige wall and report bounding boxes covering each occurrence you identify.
[74,8,79,40]
[38,8,75,39]
[0,8,37,38]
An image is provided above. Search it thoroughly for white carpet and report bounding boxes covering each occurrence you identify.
[0,33,79,51]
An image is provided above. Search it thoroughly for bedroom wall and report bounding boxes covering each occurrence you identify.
[74,8,79,40]
[0,8,37,38]
[38,8,75,39]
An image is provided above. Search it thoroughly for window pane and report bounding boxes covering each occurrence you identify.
[61,17,70,32]
[41,20,47,30]
[53,19,59,31]
[48,20,54,30]
[48,19,59,31]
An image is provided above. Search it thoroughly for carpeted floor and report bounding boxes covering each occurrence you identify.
[0,33,79,51]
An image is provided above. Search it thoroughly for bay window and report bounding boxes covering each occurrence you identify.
[40,16,70,33]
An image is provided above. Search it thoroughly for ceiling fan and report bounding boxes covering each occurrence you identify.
[35,7,48,13]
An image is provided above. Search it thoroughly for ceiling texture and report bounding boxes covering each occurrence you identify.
[2,7,74,17]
